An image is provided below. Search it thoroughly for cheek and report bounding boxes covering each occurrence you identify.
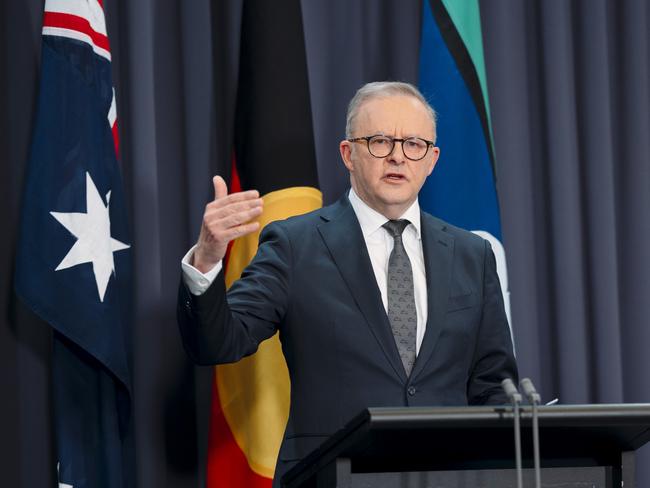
[357,161,379,182]
[411,167,430,186]
[419,161,434,177]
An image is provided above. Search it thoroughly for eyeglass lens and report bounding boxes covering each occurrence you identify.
[368,136,429,160]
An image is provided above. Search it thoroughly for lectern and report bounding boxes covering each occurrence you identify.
[282,404,650,488]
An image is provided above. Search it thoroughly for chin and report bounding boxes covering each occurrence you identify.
[379,188,414,204]
[376,195,415,214]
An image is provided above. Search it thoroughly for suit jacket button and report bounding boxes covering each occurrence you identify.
[407,386,416,396]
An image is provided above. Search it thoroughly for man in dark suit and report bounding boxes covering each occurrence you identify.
[178,82,518,485]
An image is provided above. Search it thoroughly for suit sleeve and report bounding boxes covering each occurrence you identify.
[467,239,518,405]
[177,221,292,366]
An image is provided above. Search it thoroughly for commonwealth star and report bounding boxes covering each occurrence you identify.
[51,172,130,302]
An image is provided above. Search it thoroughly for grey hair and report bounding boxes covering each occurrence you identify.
[345,81,437,142]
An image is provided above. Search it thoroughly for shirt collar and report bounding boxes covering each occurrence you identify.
[348,187,422,239]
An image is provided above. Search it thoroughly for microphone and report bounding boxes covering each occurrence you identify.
[502,378,523,488]
[521,378,542,488]
[502,378,522,403]
[520,378,541,403]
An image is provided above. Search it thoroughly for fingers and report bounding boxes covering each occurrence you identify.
[205,175,262,226]
[209,189,260,209]
[206,197,263,217]
[212,175,259,205]
[194,176,264,269]
[213,175,228,200]
[205,203,263,230]
[220,221,261,242]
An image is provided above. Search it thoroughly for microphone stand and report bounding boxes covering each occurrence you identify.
[521,378,542,488]
[501,378,523,488]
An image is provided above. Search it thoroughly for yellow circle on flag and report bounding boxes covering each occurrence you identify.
[218,186,322,478]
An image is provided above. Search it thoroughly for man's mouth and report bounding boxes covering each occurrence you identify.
[384,173,406,181]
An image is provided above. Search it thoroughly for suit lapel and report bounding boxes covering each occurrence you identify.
[317,196,407,382]
[410,213,455,381]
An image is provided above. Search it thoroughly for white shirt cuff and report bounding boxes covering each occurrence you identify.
[181,245,223,296]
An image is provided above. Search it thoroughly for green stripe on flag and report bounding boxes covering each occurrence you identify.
[440,0,494,147]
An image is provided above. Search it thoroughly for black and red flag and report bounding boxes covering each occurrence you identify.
[207,0,321,486]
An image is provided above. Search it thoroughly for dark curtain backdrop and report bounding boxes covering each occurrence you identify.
[2,0,649,486]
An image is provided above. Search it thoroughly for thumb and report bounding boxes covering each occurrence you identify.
[212,175,228,201]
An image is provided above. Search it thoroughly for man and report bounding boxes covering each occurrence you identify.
[178,81,518,485]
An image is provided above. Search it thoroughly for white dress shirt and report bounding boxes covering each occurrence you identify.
[181,245,222,296]
[347,188,428,354]
[181,187,429,354]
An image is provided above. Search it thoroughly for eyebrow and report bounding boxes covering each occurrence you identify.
[368,132,428,139]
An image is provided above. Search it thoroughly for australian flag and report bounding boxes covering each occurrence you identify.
[14,1,133,487]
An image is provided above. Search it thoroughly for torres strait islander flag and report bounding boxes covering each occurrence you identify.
[418,0,512,326]
[14,1,133,487]
[206,1,321,486]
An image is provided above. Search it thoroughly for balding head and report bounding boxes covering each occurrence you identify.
[345,81,437,143]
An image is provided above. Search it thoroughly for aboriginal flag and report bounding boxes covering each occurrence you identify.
[207,0,321,486]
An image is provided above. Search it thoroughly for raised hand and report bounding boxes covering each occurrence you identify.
[192,175,263,273]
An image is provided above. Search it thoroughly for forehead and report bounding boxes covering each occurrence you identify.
[356,95,433,137]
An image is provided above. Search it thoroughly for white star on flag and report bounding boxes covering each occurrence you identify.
[51,172,130,302]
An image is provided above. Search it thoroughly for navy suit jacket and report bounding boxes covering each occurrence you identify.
[177,194,518,485]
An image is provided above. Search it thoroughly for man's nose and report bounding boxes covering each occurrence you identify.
[387,140,406,163]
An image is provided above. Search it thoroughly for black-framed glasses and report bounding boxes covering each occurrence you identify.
[347,135,435,161]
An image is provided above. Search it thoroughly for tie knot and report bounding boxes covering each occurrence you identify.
[383,219,410,238]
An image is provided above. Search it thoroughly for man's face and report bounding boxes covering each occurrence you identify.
[339,95,440,219]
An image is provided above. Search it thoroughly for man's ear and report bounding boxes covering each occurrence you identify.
[339,140,355,172]
[426,146,441,176]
